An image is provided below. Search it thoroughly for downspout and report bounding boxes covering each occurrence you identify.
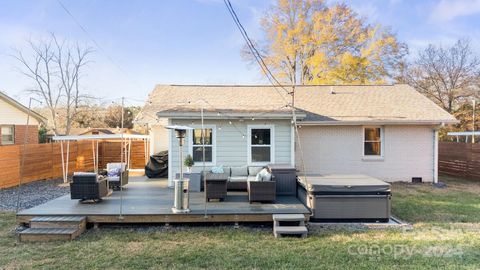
[167,119,173,187]
[433,125,440,184]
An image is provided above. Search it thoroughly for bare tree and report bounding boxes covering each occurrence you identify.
[13,33,93,135]
[104,105,139,129]
[402,39,480,113]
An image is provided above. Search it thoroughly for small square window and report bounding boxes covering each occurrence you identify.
[1,126,14,145]
[364,127,382,156]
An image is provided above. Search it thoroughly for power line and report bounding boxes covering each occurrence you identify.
[223,0,292,105]
[222,0,309,184]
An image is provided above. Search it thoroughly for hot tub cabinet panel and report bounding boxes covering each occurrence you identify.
[297,175,391,222]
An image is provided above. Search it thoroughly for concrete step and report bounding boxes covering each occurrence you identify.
[18,228,81,242]
[273,225,308,238]
[272,214,306,222]
[30,216,87,229]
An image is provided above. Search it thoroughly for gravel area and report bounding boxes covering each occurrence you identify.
[0,179,69,211]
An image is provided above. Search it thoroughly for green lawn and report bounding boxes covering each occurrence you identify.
[1,176,479,269]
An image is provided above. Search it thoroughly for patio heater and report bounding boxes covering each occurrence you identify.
[165,125,193,213]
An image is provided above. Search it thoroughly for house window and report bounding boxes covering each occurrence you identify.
[1,126,14,145]
[364,127,383,156]
[248,126,274,164]
[191,128,214,163]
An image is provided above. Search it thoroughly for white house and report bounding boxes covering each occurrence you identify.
[0,91,46,145]
[138,84,457,185]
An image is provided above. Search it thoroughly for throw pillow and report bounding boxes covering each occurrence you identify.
[263,171,272,181]
[107,168,120,177]
[255,172,263,181]
[211,166,224,174]
[257,168,272,181]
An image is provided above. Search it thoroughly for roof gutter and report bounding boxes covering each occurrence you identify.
[297,119,459,126]
[156,111,307,120]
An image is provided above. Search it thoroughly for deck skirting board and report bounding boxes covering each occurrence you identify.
[17,213,309,224]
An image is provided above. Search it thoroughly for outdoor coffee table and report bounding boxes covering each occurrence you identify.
[205,177,227,202]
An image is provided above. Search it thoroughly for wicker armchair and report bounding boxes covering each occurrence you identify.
[70,173,109,202]
[106,163,129,190]
[247,181,276,203]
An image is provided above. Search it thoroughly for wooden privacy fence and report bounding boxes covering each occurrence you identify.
[438,142,480,180]
[0,141,148,189]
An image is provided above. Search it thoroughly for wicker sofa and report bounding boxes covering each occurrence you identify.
[201,166,277,203]
[201,166,264,191]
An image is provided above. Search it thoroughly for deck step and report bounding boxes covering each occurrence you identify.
[30,216,87,230]
[18,216,87,242]
[273,214,306,222]
[273,214,308,238]
[30,216,86,222]
[274,225,308,238]
[18,228,81,242]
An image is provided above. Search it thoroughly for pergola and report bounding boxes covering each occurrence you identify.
[447,131,480,143]
[52,134,151,183]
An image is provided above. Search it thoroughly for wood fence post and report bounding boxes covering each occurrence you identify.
[466,143,472,180]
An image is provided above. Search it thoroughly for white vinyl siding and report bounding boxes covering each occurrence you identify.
[168,119,292,185]
[0,98,40,126]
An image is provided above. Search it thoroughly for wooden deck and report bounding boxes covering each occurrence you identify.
[17,177,310,224]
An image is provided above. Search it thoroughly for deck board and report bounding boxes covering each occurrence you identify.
[17,177,309,223]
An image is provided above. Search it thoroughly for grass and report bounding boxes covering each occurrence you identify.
[1,176,480,269]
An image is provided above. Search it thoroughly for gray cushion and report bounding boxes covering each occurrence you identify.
[206,172,228,180]
[248,166,263,176]
[231,166,247,177]
[247,176,258,182]
[228,176,248,182]
[108,176,120,182]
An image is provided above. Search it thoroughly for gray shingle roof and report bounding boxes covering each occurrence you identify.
[136,84,457,124]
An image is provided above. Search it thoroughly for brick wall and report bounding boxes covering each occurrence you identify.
[13,125,39,144]
[296,125,435,182]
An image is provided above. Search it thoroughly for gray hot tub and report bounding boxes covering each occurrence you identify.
[297,175,391,222]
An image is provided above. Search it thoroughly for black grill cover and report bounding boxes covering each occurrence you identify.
[145,151,168,178]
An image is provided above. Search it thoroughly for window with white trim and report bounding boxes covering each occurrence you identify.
[364,127,383,156]
[249,126,273,163]
[191,128,214,163]
[1,126,14,145]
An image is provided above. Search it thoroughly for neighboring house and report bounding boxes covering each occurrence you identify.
[139,84,457,185]
[0,91,46,145]
[135,94,170,153]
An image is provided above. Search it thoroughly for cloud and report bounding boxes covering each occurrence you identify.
[430,0,480,23]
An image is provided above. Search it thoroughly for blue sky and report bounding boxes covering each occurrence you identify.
[1,0,479,105]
